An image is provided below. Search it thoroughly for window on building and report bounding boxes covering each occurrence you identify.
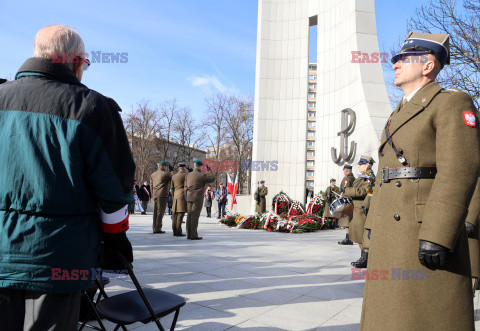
[308,93,316,98]
[166,150,171,157]
[308,122,315,128]
[309,75,317,80]
[306,171,314,177]
[306,180,314,187]
[308,103,316,108]
[308,84,316,89]
[307,141,315,147]
[307,151,315,157]
[308,131,315,137]
[308,112,316,117]
[307,161,315,167]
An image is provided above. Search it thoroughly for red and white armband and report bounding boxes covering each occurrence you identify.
[99,205,129,233]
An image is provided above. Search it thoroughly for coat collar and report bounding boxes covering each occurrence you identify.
[15,57,83,86]
[379,82,443,150]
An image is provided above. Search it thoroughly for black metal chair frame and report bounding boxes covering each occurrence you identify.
[89,252,185,331]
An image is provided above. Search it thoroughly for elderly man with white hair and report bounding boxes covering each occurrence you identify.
[0,25,135,329]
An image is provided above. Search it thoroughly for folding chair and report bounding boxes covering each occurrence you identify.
[93,252,186,331]
[78,277,111,331]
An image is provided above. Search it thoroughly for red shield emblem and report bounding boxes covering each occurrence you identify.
[463,111,477,127]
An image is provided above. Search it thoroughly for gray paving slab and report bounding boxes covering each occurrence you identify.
[87,212,480,330]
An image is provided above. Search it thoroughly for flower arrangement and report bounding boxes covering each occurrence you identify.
[287,201,305,219]
[236,214,263,230]
[306,195,325,216]
[219,215,238,227]
[272,191,291,214]
[218,191,335,234]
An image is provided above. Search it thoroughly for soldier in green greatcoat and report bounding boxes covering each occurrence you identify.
[347,156,375,268]
[338,164,355,245]
[254,180,268,213]
[361,32,480,330]
[322,179,341,220]
[185,160,215,240]
[150,161,172,234]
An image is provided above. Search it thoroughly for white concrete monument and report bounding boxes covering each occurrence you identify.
[251,0,392,211]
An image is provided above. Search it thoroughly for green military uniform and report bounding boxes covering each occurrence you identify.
[171,169,187,236]
[359,167,376,250]
[323,184,341,218]
[466,179,480,290]
[345,172,373,244]
[361,82,480,330]
[150,163,172,233]
[185,165,215,239]
[338,172,355,227]
[254,185,268,213]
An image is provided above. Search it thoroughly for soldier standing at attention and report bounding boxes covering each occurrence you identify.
[171,162,188,237]
[322,179,340,222]
[360,32,480,330]
[338,165,355,245]
[254,180,268,213]
[150,161,172,234]
[345,156,375,268]
[185,160,215,240]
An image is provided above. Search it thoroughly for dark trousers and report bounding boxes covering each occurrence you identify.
[186,201,202,239]
[141,200,148,213]
[0,288,81,330]
[128,201,135,214]
[172,212,185,235]
[217,200,227,218]
[153,197,168,232]
[206,207,211,217]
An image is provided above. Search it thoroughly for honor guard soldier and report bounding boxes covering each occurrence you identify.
[185,160,215,240]
[150,161,172,234]
[171,162,188,236]
[254,180,268,213]
[338,164,355,245]
[360,32,480,330]
[323,179,341,221]
[345,156,375,268]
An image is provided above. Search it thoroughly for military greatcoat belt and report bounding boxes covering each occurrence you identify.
[381,167,437,183]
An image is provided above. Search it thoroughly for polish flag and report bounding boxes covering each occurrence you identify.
[227,173,238,210]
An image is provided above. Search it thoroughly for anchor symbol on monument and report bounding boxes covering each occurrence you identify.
[331,108,357,164]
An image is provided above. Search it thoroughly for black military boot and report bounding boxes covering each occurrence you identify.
[351,250,368,268]
[338,233,353,245]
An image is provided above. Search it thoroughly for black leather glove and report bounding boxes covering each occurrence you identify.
[465,222,476,238]
[340,187,345,194]
[99,231,133,270]
[418,240,449,270]
[367,229,371,240]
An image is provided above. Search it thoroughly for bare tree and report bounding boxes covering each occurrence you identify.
[223,96,254,194]
[157,98,178,160]
[407,0,480,107]
[124,100,161,182]
[172,106,203,165]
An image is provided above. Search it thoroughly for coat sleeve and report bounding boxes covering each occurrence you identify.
[466,178,480,226]
[344,179,369,199]
[81,96,135,233]
[419,92,480,250]
[171,178,175,197]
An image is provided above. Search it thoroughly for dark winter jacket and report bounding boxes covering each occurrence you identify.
[0,58,135,293]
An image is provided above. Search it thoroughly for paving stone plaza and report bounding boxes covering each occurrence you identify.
[90,213,480,330]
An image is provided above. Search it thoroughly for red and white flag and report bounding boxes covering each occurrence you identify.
[227,173,238,210]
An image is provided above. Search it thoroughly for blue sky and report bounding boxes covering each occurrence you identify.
[0,0,430,119]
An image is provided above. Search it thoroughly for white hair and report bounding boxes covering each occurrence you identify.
[33,25,85,70]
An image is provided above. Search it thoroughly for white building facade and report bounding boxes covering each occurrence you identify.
[251,0,392,210]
